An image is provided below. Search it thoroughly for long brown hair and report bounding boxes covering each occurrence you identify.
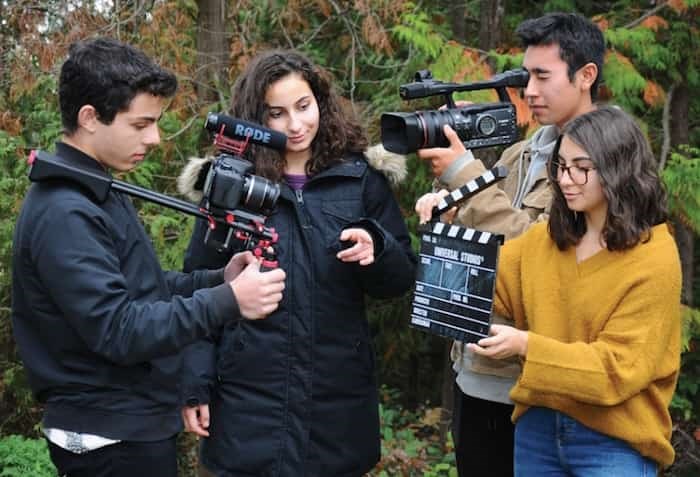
[548,106,668,251]
[228,49,368,182]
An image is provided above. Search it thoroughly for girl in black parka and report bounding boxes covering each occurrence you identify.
[179,49,417,477]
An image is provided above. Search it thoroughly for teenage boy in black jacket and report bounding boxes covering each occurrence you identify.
[11,37,286,477]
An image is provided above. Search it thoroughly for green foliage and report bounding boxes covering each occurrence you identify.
[489,51,524,74]
[542,0,577,12]
[606,26,674,73]
[662,147,700,234]
[0,435,55,477]
[139,202,195,270]
[10,75,62,148]
[393,4,447,60]
[0,132,28,305]
[601,46,648,111]
[368,386,457,477]
[670,306,700,422]
[0,363,40,435]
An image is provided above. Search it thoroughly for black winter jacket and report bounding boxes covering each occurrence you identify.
[182,152,417,476]
[11,142,240,441]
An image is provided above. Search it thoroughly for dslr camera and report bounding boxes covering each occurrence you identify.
[201,113,283,217]
[381,68,529,154]
[196,113,286,255]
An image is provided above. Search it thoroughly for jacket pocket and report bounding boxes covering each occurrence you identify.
[319,200,361,250]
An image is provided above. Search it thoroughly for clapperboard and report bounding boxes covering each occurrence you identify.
[411,167,507,343]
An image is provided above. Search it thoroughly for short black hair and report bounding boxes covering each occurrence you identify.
[516,12,605,100]
[59,37,177,134]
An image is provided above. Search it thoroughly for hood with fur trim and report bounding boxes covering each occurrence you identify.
[177,144,406,203]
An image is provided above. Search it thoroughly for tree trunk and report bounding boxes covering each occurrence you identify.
[449,2,467,44]
[477,0,506,166]
[669,81,695,306]
[478,0,504,52]
[195,0,228,103]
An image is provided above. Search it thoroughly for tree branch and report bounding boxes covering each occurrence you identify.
[327,0,359,107]
[165,114,199,141]
[275,13,296,49]
[624,1,669,29]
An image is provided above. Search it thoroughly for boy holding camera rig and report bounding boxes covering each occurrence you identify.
[414,12,605,477]
[11,37,286,477]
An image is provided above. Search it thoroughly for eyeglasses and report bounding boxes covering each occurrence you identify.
[549,160,596,185]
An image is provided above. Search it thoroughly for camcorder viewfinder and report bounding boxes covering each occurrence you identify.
[381,68,529,154]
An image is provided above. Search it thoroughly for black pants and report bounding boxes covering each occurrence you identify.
[452,383,514,477]
[47,437,178,477]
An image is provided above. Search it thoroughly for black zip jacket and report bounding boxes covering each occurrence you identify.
[182,153,417,476]
[11,142,239,441]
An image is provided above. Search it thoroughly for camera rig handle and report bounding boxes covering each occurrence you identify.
[27,150,279,267]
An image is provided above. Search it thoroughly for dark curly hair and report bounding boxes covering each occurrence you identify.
[227,49,368,182]
[548,106,668,251]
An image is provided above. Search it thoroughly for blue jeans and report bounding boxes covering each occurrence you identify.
[514,407,658,477]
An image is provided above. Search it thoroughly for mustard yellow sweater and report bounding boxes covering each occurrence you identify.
[495,222,681,467]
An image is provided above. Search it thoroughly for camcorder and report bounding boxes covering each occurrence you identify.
[381,68,530,154]
[27,113,286,269]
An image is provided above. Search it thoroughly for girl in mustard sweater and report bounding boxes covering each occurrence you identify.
[469,106,681,476]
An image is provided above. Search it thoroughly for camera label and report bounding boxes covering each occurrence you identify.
[233,124,272,144]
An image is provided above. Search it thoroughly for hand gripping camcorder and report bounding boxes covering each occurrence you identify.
[381,68,529,154]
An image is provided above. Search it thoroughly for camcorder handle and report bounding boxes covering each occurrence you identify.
[27,150,279,268]
[400,68,530,105]
[428,165,509,222]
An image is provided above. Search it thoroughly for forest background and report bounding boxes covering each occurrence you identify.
[0,0,698,476]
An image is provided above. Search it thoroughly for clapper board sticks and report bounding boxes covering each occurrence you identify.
[411,166,507,343]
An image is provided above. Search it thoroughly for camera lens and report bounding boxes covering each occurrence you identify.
[244,175,280,215]
[381,113,423,154]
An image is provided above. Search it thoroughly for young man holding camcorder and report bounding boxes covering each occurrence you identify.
[412,12,605,477]
[11,37,286,477]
